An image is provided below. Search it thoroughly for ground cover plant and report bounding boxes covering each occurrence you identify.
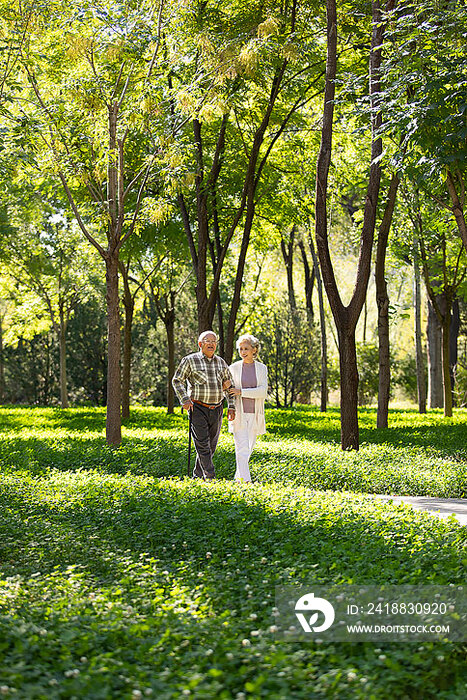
[0,405,465,497]
[0,405,466,698]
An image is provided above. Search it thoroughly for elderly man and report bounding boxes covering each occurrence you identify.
[172,331,235,480]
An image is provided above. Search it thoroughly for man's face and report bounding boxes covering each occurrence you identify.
[199,334,217,358]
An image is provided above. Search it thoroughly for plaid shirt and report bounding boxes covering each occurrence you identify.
[172,351,235,409]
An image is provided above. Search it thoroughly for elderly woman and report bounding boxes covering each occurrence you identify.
[227,334,268,483]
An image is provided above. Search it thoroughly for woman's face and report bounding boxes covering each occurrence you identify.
[239,341,255,363]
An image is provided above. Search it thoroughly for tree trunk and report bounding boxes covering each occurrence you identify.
[180,51,289,361]
[166,308,176,414]
[105,254,122,445]
[413,246,426,413]
[215,290,225,359]
[427,300,444,408]
[148,287,178,415]
[442,307,453,417]
[0,315,4,403]
[280,226,297,311]
[224,196,256,364]
[375,171,400,428]
[450,297,459,406]
[298,238,315,322]
[121,292,134,420]
[338,327,359,450]
[446,169,467,252]
[59,310,69,409]
[309,233,327,411]
[119,260,135,421]
[315,0,384,449]
[43,333,51,405]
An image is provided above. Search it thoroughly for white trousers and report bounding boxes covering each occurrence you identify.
[233,413,257,482]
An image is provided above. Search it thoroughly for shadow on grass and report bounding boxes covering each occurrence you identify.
[361,422,467,456]
[263,405,467,458]
[1,477,464,592]
[3,404,467,457]
[0,432,237,482]
[1,469,466,698]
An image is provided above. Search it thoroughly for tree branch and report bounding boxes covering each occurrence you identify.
[58,172,107,258]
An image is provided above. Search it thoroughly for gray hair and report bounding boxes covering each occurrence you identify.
[198,330,218,343]
[236,333,261,357]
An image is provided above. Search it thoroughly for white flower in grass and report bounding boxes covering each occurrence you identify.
[261,557,267,564]
[131,690,142,699]
[226,652,234,660]
[249,613,257,620]
[269,625,278,633]
[250,630,260,637]
[0,688,10,696]
[347,672,357,681]
[205,648,213,656]
[241,639,251,647]
[206,552,212,559]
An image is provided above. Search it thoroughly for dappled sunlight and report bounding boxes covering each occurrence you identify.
[1,406,466,497]
[1,413,466,698]
[1,471,464,589]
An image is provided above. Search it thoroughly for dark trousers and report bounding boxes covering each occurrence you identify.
[190,403,223,479]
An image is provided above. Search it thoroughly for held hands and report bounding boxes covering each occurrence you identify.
[183,400,194,411]
[223,380,236,420]
[223,379,240,397]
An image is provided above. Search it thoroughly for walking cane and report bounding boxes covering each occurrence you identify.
[187,407,193,478]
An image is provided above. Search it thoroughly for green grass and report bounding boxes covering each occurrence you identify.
[0,405,465,497]
[0,405,466,698]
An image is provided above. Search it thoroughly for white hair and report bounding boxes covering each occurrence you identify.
[198,330,218,343]
[236,333,261,357]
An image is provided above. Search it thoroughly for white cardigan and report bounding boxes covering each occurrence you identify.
[228,360,268,435]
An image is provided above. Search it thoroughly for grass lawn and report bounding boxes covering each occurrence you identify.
[0,405,466,698]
